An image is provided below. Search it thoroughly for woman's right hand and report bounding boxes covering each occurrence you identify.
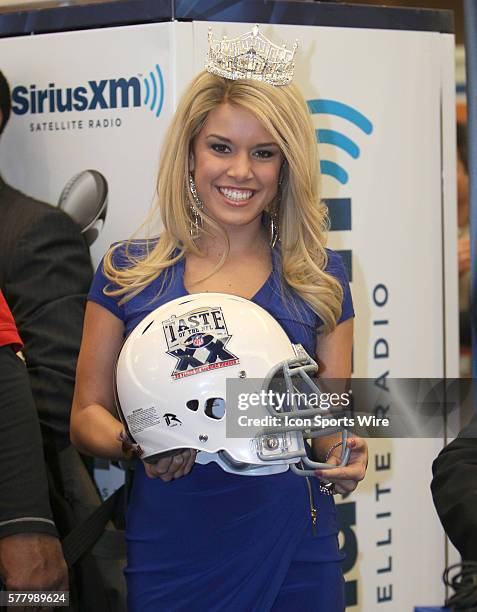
[143,449,197,482]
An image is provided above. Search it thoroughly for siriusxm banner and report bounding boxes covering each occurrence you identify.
[0,23,171,264]
[191,21,457,612]
[1,17,457,612]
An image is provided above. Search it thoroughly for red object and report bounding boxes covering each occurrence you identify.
[0,290,22,351]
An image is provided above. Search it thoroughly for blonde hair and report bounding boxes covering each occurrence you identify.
[103,71,344,332]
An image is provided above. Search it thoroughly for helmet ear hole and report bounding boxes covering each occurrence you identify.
[186,400,199,412]
[205,398,225,420]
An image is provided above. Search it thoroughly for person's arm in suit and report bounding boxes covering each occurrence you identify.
[4,202,93,450]
[431,414,477,561]
[0,344,68,591]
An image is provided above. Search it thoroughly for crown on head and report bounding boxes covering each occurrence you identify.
[205,24,298,87]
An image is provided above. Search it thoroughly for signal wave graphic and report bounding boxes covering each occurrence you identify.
[308,99,373,185]
[143,64,164,118]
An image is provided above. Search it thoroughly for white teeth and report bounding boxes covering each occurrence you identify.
[219,187,253,201]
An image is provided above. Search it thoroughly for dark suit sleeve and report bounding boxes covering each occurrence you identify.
[0,346,58,539]
[431,415,477,561]
[4,205,93,450]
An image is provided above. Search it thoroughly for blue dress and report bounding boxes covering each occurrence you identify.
[88,242,354,612]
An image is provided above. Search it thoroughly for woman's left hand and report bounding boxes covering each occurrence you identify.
[314,437,368,495]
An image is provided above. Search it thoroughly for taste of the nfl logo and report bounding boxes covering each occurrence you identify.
[162,306,239,379]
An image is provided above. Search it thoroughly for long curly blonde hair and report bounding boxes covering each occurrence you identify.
[103,71,344,332]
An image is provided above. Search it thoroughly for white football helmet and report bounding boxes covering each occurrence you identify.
[115,293,350,476]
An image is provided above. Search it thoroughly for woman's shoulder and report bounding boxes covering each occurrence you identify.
[323,247,345,269]
[107,237,160,269]
[274,245,349,284]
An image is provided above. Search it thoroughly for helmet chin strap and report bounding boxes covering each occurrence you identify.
[289,433,351,476]
[196,450,291,476]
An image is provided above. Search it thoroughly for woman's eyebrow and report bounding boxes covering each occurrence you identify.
[206,134,232,142]
[253,142,278,148]
[205,134,278,147]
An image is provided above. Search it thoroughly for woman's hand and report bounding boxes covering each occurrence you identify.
[314,437,368,495]
[143,449,197,482]
[118,431,196,482]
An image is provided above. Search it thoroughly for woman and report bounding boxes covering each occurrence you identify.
[71,28,367,611]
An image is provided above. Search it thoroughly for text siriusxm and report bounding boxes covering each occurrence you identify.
[12,78,142,115]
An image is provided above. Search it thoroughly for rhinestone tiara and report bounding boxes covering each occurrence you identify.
[205,24,298,87]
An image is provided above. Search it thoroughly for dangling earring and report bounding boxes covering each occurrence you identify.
[269,165,284,248]
[188,173,203,237]
[269,203,279,248]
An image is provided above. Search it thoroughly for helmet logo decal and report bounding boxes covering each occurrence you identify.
[163,413,182,427]
[162,306,239,379]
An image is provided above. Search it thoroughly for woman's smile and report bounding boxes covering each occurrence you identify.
[216,186,256,206]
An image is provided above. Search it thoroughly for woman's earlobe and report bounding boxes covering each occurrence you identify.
[189,153,195,172]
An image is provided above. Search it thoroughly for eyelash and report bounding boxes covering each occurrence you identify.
[211,143,230,154]
[254,150,274,159]
[210,143,275,159]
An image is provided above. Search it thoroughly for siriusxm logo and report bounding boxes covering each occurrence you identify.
[12,64,164,118]
[308,98,374,285]
[308,99,373,185]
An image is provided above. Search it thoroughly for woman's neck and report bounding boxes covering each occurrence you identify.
[198,225,270,261]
